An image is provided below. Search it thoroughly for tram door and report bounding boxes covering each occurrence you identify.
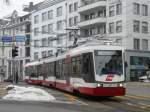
[82,53,95,83]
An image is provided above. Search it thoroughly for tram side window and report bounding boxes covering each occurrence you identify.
[56,60,62,79]
[25,67,30,76]
[71,56,81,77]
[62,59,66,80]
[37,65,42,77]
[30,66,37,78]
[48,62,55,76]
[82,53,95,83]
[43,64,48,79]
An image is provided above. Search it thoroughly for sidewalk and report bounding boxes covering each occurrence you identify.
[0,83,8,98]
[126,82,150,98]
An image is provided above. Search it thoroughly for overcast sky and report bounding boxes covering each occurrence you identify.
[0,0,45,18]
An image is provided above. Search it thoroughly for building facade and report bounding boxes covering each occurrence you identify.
[0,10,31,80]
[30,0,150,81]
[78,0,150,81]
[31,0,68,61]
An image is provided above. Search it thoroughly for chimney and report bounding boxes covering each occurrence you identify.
[29,2,33,8]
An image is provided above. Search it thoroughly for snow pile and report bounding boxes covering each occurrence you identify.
[3,85,55,102]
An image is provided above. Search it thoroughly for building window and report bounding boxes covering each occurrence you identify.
[98,25,106,34]
[34,15,39,24]
[57,35,62,45]
[42,38,47,47]
[34,52,38,60]
[42,51,47,58]
[142,39,148,50]
[57,21,63,30]
[34,40,39,47]
[69,31,74,41]
[142,22,148,33]
[74,16,78,26]
[48,50,53,57]
[89,27,95,35]
[116,20,122,33]
[48,24,53,33]
[48,10,53,19]
[116,4,122,15]
[69,17,74,27]
[42,25,47,34]
[84,29,89,36]
[48,37,53,47]
[34,28,39,36]
[134,38,140,50]
[57,6,62,17]
[90,13,95,19]
[42,12,47,21]
[98,10,106,17]
[109,5,115,17]
[133,3,140,15]
[133,20,140,33]
[74,2,78,11]
[69,4,73,13]
[109,22,115,33]
[142,5,148,16]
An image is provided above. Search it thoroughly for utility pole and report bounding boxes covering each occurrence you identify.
[65,28,79,48]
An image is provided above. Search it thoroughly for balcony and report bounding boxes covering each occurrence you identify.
[79,0,106,13]
[78,17,106,28]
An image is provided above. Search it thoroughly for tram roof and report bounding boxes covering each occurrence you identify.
[25,44,124,66]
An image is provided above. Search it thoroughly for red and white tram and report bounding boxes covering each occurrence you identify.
[25,44,126,96]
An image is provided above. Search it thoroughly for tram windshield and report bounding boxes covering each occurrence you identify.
[94,50,123,76]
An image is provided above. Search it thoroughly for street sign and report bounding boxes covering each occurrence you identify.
[15,36,25,42]
[2,36,13,42]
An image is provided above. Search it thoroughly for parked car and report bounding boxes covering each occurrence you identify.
[139,75,150,82]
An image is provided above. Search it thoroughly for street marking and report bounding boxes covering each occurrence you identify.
[126,102,134,106]
[64,93,78,101]
[138,103,150,108]
[74,99,88,106]
[64,93,88,105]
[115,96,130,100]
[126,94,150,100]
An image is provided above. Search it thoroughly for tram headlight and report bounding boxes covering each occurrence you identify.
[118,83,123,87]
[97,83,103,87]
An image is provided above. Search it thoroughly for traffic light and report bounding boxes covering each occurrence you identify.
[12,46,18,58]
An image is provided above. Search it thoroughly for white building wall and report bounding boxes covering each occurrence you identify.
[106,0,150,50]
[31,0,67,61]
[66,0,80,47]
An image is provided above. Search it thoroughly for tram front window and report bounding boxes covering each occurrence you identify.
[94,50,123,76]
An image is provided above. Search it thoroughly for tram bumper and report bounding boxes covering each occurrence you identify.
[79,87,126,96]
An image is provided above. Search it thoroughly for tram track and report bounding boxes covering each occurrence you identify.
[62,93,150,112]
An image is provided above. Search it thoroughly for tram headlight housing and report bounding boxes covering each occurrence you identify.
[97,83,103,87]
[118,83,123,87]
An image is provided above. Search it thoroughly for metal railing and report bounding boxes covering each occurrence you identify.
[80,0,106,7]
[80,15,106,22]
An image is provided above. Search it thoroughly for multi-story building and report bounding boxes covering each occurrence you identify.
[78,0,150,81]
[31,0,68,61]
[0,10,31,80]
[30,0,150,81]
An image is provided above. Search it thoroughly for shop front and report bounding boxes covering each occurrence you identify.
[125,50,150,81]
